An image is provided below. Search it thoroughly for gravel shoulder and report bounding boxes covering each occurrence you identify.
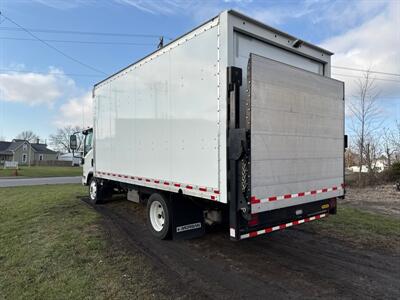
[341,184,400,218]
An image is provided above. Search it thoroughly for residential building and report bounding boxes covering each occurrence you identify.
[0,139,57,165]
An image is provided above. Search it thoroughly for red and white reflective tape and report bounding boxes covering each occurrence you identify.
[95,171,220,201]
[239,213,327,239]
[251,184,344,204]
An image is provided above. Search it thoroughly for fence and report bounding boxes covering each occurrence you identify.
[32,160,75,167]
[3,161,19,169]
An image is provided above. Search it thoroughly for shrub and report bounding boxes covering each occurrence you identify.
[380,162,400,183]
[390,162,400,179]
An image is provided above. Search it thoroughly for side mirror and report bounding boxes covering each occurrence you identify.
[70,134,78,151]
[344,135,348,149]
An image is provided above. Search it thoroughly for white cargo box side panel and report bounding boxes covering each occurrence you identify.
[249,55,344,213]
[94,20,226,202]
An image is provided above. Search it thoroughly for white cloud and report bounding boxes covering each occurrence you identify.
[55,91,93,128]
[308,0,386,29]
[249,2,316,26]
[114,0,197,15]
[0,66,93,128]
[109,0,386,29]
[31,0,95,10]
[0,68,76,107]
[320,0,400,100]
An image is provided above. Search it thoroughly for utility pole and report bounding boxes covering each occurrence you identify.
[157,36,164,49]
[28,142,31,167]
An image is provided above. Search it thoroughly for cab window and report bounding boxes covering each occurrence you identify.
[84,131,93,155]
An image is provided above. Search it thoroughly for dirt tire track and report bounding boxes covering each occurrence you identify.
[82,197,400,299]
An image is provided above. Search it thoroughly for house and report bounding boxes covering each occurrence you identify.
[347,159,387,173]
[347,165,369,173]
[0,139,57,165]
[58,152,82,166]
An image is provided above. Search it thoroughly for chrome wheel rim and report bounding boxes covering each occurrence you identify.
[89,180,97,200]
[149,200,165,232]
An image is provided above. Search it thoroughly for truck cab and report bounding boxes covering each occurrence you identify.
[81,128,94,186]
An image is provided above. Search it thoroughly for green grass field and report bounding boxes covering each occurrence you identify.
[0,166,83,178]
[1,184,399,299]
[306,206,400,251]
[0,184,169,299]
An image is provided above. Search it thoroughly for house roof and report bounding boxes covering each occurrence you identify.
[31,143,57,154]
[0,141,11,151]
[0,141,12,155]
[0,140,57,155]
[7,140,25,151]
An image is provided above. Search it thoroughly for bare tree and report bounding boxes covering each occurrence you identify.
[390,120,400,163]
[364,135,381,174]
[392,120,400,151]
[348,70,381,185]
[49,126,83,153]
[16,131,40,143]
[382,127,395,167]
[345,148,357,168]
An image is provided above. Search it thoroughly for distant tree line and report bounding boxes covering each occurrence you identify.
[346,70,400,186]
[13,126,84,154]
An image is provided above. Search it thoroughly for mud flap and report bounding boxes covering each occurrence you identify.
[171,196,205,240]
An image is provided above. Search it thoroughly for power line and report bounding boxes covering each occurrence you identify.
[0,21,398,78]
[332,65,400,77]
[2,70,399,83]
[0,12,107,75]
[0,36,157,46]
[0,24,398,77]
[332,73,400,83]
[0,68,102,78]
[0,25,172,40]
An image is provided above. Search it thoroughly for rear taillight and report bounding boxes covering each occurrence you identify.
[248,214,259,227]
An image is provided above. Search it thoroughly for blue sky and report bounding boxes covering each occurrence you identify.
[0,0,399,143]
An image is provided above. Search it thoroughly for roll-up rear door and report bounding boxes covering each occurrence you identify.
[249,54,345,214]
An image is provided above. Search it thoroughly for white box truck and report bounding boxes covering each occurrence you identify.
[71,10,345,240]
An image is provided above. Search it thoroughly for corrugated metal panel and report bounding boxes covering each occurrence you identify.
[249,54,344,213]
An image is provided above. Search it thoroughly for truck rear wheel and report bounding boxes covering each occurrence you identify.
[147,193,171,239]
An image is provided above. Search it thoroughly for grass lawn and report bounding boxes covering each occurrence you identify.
[0,166,82,178]
[307,206,400,251]
[1,185,399,299]
[0,184,170,299]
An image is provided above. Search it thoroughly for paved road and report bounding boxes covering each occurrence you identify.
[0,176,81,187]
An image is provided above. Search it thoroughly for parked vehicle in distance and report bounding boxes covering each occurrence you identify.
[58,152,82,166]
[70,10,345,240]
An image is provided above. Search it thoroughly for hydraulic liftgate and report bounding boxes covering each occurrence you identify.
[229,54,344,240]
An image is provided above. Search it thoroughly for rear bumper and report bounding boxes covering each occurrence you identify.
[240,213,327,239]
[231,198,336,240]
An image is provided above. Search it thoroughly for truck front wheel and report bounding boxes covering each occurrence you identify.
[147,193,172,239]
[89,178,106,204]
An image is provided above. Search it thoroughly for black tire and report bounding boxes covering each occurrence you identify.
[88,177,106,204]
[147,193,172,240]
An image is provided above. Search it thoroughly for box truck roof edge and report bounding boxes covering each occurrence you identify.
[93,9,333,90]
